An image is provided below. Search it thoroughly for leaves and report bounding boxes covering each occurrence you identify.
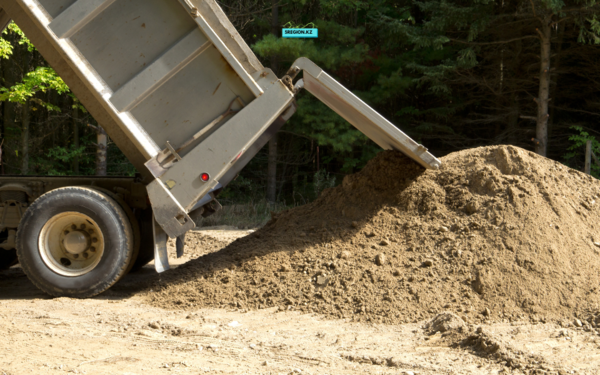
[252,20,368,69]
[0,22,69,109]
[0,66,69,108]
[7,22,35,51]
[564,126,600,177]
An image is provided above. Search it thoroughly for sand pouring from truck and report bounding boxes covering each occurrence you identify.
[0,0,441,297]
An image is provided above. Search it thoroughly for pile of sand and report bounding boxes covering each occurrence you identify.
[143,145,600,325]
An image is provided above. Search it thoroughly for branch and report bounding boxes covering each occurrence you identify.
[592,151,600,168]
[558,5,600,14]
[221,1,288,18]
[529,0,537,17]
[87,123,106,135]
[520,115,537,121]
[552,106,600,117]
[278,130,314,140]
[535,28,544,39]
[448,35,539,46]
[550,17,571,27]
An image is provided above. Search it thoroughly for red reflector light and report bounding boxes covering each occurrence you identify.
[200,173,210,182]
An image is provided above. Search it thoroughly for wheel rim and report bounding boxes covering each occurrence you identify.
[39,212,105,277]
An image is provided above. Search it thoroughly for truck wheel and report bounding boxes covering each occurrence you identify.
[130,208,155,272]
[89,187,140,275]
[16,187,133,298]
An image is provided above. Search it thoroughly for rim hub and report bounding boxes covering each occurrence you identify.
[39,212,105,277]
[63,230,90,255]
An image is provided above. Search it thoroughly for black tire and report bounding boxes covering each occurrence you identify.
[89,187,140,275]
[16,187,133,298]
[130,208,155,272]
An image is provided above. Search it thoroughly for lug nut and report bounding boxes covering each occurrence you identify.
[71,224,77,230]
[83,252,89,259]
[64,230,69,235]
[73,254,79,259]
[90,247,96,252]
[92,238,98,243]
[80,224,86,230]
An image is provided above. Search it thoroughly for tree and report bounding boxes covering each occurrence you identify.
[0,23,69,174]
[376,0,600,157]
[266,0,280,204]
[0,22,136,177]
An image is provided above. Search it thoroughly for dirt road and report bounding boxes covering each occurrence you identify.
[1,228,599,375]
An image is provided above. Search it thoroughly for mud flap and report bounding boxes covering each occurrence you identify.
[288,58,442,170]
[152,216,170,273]
[176,234,185,258]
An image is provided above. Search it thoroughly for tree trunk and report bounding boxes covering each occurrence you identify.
[267,133,278,203]
[72,105,79,174]
[270,0,279,75]
[21,99,29,175]
[535,19,552,156]
[2,91,11,175]
[266,0,279,204]
[95,126,107,176]
[2,43,14,175]
[507,37,522,145]
[20,43,29,175]
[548,21,565,145]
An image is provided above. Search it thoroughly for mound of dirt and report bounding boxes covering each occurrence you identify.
[143,145,600,325]
[166,231,231,259]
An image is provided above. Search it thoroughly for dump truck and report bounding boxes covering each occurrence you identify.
[0,0,441,298]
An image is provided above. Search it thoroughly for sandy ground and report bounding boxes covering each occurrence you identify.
[1,228,599,375]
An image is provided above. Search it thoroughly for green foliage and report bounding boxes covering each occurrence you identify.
[293,96,366,153]
[219,175,261,201]
[313,169,336,196]
[41,145,89,175]
[106,142,137,176]
[0,22,34,59]
[282,21,317,28]
[0,22,69,110]
[564,126,600,178]
[7,22,35,51]
[0,67,69,109]
[579,14,600,43]
[252,20,368,69]
[0,37,12,60]
[0,21,138,177]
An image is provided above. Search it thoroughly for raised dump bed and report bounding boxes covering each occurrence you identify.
[0,0,441,297]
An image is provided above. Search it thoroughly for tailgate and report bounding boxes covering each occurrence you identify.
[290,58,441,170]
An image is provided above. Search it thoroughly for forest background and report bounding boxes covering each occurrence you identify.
[2,0,600,219]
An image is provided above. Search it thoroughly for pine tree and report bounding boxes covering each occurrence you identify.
[374,0,600,157]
